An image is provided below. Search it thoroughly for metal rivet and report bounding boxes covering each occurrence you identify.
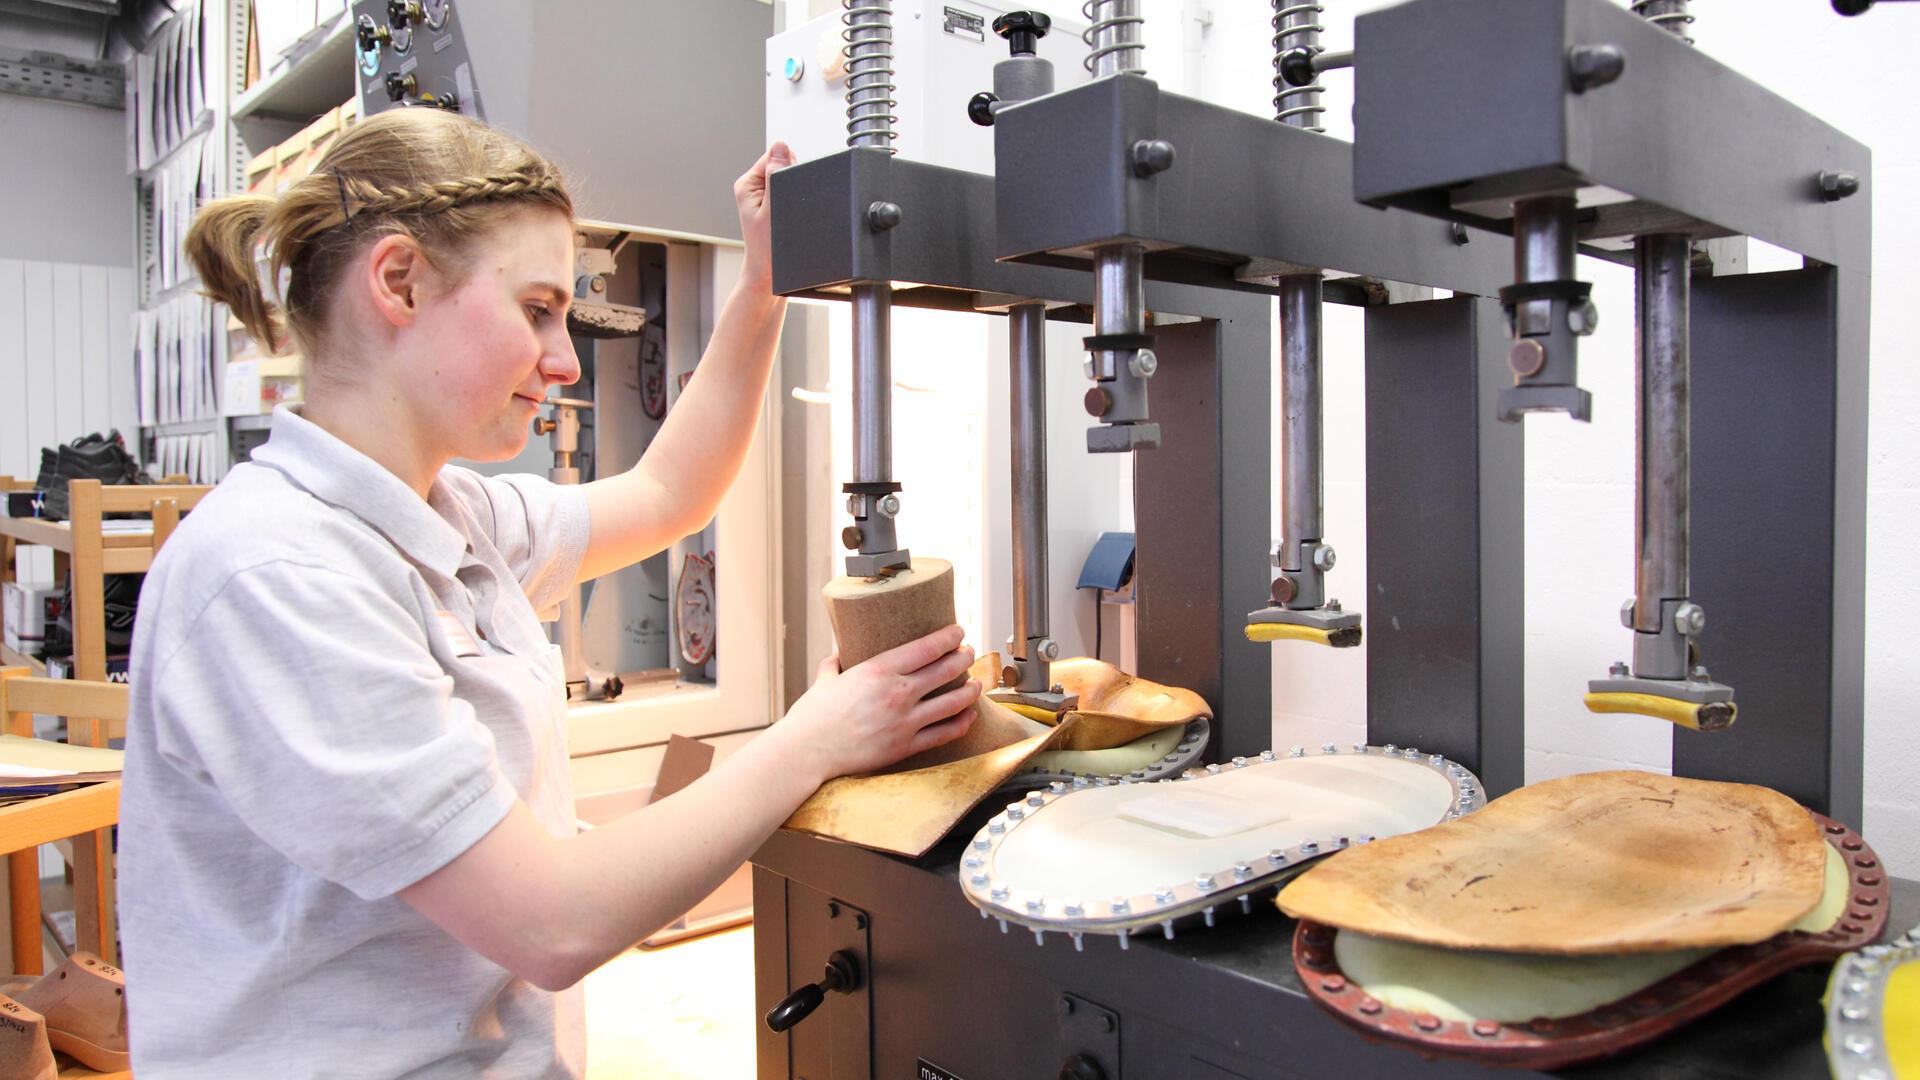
[1027,899,1046,915]
[1359,997,1382,1015]
[973,836,991,850]
[964,856,983,869]
[991,886,1009,901]
[1196,874,1216,890]
[1111,898,1131,915]
[1261,749,1277,761]
[1155,888,1176,904]
[1352,742,1367,753]
[1842,1003,1869,1022]
[989,819,1006,834]
[1232,756,1248,767]
[1206,764,1223,775]
[1289,745,1305,757]
[1385,743,1397,754]
[1472,1020,1501,1038]
[1416,1014,1443,1032]
[1269,850,1289,864]
[1300,841,1320,854]
[1064,901,1084,917]
[970,872,988,886]
[1844,1034,1875,1056]
[1323,743,1338,754]
[1026,792,1045,807]
[1322,975,1347,993]
[1049,781,1067,794]
[1234,863,1254,879]
[1008,806,1025,820]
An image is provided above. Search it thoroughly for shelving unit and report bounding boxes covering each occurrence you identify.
[130,1,360,480]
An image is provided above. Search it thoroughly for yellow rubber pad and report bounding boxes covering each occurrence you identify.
[1001,702,1065,726]
[1244,623,1363,648]
[1584,692,1738,733]
[1888,961,1920,1078]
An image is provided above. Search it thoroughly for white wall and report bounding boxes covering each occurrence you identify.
[0,96,133,266]
[1180,0,1919,877]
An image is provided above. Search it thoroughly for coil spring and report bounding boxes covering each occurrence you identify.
[1081,0,1145,76]
[842,0,898,151]
[1631,0,1695,44]
[1272,2,1326,132]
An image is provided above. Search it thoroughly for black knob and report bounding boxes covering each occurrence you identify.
[356,18,391,51]
[1279,46,1317,88]
[385,71,416,102]
[1059,1056,1106,1080]
[602,674,624,701]
[993,11,1051,56]
[765,951,860,1033]
[968,91,999,127]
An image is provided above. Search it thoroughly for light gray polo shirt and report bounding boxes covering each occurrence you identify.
[120,405,591,1078]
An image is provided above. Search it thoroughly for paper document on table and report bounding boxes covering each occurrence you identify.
[0,735,123,788]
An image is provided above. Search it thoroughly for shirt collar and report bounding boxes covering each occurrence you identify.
[251,404,468,578]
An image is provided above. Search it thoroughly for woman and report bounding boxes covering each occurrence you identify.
[119,108,981,1077]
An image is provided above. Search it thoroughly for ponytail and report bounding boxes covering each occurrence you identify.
[185,195,285,351]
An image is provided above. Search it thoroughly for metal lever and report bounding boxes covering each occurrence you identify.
[764,950,861,1033]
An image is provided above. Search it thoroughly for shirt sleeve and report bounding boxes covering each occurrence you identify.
[440,468,590,619]
[145,559,519,900]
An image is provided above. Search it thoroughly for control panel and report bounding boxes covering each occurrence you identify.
[352,0,483,121]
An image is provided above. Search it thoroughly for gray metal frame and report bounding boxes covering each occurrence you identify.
[1351,0,1871,824]
[770,149,1274,758]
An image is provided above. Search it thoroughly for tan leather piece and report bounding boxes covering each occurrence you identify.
[1277,770,1826,955]
[783,657,1209,858]
[0,993,55,1080]
[10,952,129,1072]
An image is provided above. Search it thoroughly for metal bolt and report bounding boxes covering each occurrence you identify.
[866,201,903,231]
[1325,598,1342,612]
[877,493,901,517]
[1196,874,1216,890]
[1234,862,1254,879]
[1567,43,1627,93]
[1131,138,1176,177]
[1064,900,1085,917]
[1510,339,1547,378]
[1300,840,1320,854]
[1690,664,1711,682]
[1128,349,1158,379]
[973,836,990,850]
[1269,849,1288,864]
[1270,575,1298,605]
[1049,780,1066,794]
[1289,745,1304,757]
[971,872,989,885]
[1038,638,1060,660]
[1007,806,1024,820]
[1261,749,1276,762]
[1568,298,1600,336]
[1232,756,1248,767]
[1049,682,1065,695]
[1820,170,1861,202]
[1322,742,1338,754]
[1084,386,1114,418]
[1610,660,1630,677]
[1206,763,1222,775]
[1450,222,1471,246]
[1154,888,1176,903]
[1111,898,1131,914]
[991,885,1008,900]
[964,855,983,868]
[1026,792,1045,807]
[1312,544,1337,572]
[1027,899,1046,914]
[1674,602,1706,636]
[988,819,1005,834]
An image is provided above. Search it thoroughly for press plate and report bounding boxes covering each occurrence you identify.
[961,742,1486,950]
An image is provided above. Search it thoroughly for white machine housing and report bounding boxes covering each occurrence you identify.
[766,0,1091,172]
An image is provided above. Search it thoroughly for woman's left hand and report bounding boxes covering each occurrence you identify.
[735,141,795,293]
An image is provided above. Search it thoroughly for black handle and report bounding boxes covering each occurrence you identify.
[1059,1056,1107,1080]
[993,10,1051,56]
[765,950,860,1033]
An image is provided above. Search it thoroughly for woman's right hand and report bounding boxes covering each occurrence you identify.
[775,625,982,785]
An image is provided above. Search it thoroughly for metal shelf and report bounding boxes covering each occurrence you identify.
[231,11,355,127]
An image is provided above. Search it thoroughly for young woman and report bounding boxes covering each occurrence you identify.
[119,108,981,1077]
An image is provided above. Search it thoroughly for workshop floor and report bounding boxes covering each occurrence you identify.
[584,924,757,1079]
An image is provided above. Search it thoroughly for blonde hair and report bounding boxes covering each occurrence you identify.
[186,108,573,358]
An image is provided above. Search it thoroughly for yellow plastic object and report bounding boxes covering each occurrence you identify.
[1244,623,1362,648]
[1584,691,1737,732]
[1001,701,1065,726]
[1891,962,1920,1078]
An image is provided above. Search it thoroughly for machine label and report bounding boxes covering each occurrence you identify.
[942,7,985,42]
[917,1059,966,1080]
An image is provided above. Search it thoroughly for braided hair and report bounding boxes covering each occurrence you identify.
[186,109,573,361]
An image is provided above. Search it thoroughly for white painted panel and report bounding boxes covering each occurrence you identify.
[79,267,113,439]
[0,260,25,481]
[51,264,84,443]
[105,269,136,455]
[20,266,56,468]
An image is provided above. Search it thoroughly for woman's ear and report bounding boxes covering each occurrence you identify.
[365,234,429,328]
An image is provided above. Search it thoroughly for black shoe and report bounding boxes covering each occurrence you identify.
[34,446,57,492]
[49,571,144,659]
[41,431,142,522]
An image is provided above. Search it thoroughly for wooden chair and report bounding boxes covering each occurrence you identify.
[0,670,126,975]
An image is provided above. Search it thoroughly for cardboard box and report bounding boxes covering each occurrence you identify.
[3,581,61,653]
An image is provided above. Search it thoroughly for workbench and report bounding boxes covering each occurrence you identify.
[753,827,1917,1079]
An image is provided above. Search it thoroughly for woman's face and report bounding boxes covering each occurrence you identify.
[410,208,581,463]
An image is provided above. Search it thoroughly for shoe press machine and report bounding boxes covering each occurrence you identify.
[750,2,1912,1077]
